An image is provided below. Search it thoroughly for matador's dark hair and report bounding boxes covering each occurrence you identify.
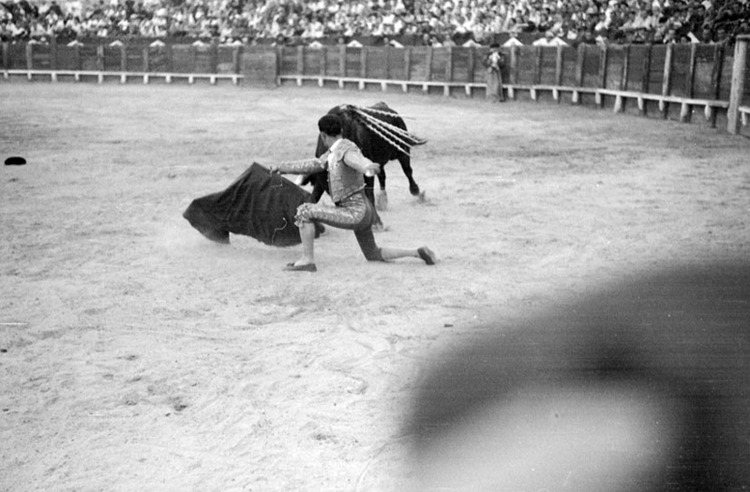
[318,114,343,137]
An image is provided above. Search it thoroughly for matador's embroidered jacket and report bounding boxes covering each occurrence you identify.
[276,139,375,204]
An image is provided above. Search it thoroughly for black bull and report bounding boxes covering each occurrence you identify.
[405,260,750,492]
[301,103,424,226]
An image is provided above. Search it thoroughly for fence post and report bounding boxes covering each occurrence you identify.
[233,45,241,74]
[50,36,57,70]
[166,43,173,73]
[682,43,697,123]
[639,44,652,115]
[573,43,585,104]
[360,46,367,78]
[120,43,127,72]
[445,46,453,82]
[294,45,303,75]
[404,47,412,81]
[339,44,346,77]
[320,46,328,78]
[620,45,630,91]
[707,43,724,128]
[211,40,218,74]
[509,45,518,85]
[2,42,8,71]
[142,46,149,72]
[597,45,608,106]
[385,45,391,80]
[275,45,282,82]
[468,47,475,83]
[425,47,433,81]
[555,45,563,86]
[96,44,104,71]
[71,43,79,71]
[26,43,33,71]
[612,45,629,113]
[686,43,696,99]
[727,35,749,135]
[661,44,674,119]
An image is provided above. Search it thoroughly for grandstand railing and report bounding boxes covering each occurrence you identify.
[2,36,748,135]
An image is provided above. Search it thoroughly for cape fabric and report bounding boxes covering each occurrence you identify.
[183,162,314,247]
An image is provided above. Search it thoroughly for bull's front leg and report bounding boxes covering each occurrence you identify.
[311,183,325,203]
[398,155,424,201]
[375,168,388,211]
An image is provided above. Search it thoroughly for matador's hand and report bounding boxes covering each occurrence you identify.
[364,163,381,177]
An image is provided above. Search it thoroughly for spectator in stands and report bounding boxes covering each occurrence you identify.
[1,0,748,45]
[686,3,705,27]
[577,27,598,44]
[662,24,680,43]
[507,11,529,33]
[647,5,670,35]
[592,11,609,34]
[619,9,637,31]
[631,9,651,30]
[563,24,579,43]
[713,24,733,44]
[28,19,49,40]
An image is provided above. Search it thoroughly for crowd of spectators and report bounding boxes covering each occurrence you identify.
[1,0,748,47]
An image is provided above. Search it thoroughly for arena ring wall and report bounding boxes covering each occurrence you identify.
[3,35,749,137]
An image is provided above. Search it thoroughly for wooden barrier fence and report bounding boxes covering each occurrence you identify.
[2,36,749,135]
[1,40,245,85]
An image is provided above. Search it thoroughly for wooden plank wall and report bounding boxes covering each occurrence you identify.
[4,41,747,108]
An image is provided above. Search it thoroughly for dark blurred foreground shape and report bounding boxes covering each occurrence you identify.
[405,260,750,492]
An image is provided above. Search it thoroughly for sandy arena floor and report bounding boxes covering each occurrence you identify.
[1,82,749,492]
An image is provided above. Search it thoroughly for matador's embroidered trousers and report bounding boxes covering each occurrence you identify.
[294,190,384,262]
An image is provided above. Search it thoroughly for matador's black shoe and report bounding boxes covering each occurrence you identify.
[418,247,437,265]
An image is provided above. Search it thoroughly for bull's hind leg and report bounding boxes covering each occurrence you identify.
[399,155,424,201]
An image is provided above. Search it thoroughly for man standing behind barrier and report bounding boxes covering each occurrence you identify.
[484,43,506,103]
[270,114,437,272]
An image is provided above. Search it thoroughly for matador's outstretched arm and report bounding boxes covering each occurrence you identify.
[270,155,327,175]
